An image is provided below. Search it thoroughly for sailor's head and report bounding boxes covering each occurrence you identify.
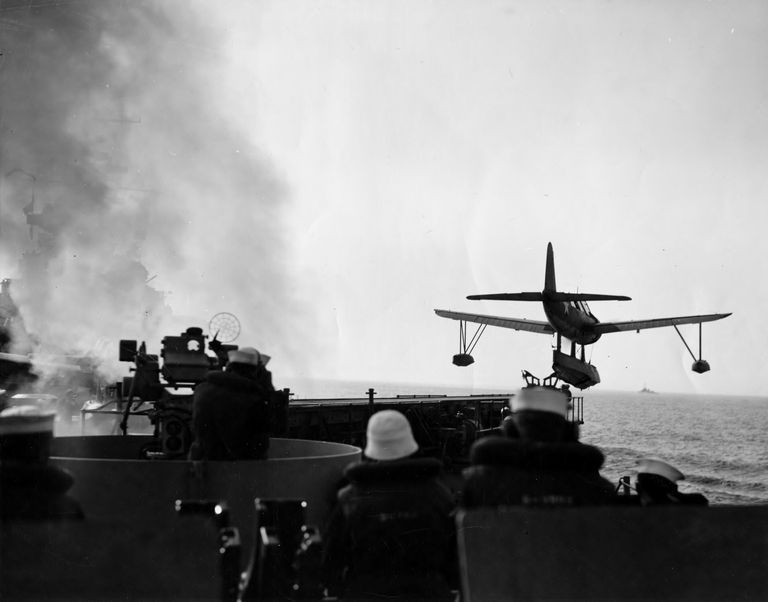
[635,457,684,497]
[0,404,56,464]
[364,410,419,461]
[227,347,270,369]
[506,386,572,442]
[511,386,570,417]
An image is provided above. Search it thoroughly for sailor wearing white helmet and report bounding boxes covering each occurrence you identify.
[502,383,578,442]
[322,410,458,600]
[463,383,615,508]
[188,345,276,461]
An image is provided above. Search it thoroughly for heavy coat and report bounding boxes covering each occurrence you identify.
[188,369,271,461]
[462,435,616,508]
[322,457,458,600]
[1,462,84,520]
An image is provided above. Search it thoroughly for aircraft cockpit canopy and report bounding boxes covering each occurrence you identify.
[571,300,595,318]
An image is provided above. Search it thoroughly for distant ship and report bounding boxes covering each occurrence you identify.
[639,385,657,394]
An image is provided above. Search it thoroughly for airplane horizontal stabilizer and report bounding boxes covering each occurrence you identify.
[594,312,732,334]
[547,293,632,302]
[434,309,554,335]
[467,292,544,301]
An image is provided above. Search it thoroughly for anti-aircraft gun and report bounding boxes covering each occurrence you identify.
[117,326,238,458]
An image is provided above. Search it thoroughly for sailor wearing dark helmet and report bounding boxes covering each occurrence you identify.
[634,458,708,506]
[462,385,615,508]
[322,410,458,600]
[188,346,274,461]
[0,405,83,520]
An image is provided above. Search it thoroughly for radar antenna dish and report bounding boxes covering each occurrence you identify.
[208,312,241,343]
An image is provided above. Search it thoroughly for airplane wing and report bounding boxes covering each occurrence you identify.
[594,312,731,334]
[0,351,32,364]
[434,309,555,335]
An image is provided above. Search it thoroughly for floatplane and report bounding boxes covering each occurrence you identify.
[435,243,731,389]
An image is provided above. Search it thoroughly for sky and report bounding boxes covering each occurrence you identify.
[1,0,766,396]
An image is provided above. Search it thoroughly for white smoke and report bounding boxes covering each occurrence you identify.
[0,1,308,389]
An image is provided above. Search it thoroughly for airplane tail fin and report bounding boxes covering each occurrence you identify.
[545,242,556,293]
[467,243,630,303]
[467,243,557,302]
[543,243,630,301]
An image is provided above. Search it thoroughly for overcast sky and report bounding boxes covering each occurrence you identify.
[198,0,767,395]
[2,1,766,396]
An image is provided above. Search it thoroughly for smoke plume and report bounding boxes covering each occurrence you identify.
[0,1,299,387]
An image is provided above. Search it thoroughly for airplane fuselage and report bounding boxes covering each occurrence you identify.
[543,299,602,346]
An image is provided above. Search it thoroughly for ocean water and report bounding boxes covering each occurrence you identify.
[578,390,768,507]
[284,378,768,506]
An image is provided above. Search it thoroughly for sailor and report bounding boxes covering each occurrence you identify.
[322,410,458,600]
[462,386,615,508]
[0,405,83,520]
[188,346,274,461]
[635,458,708,506]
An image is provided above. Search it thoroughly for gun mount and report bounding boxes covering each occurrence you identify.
[118,326,238,399]
[101,327,240,458]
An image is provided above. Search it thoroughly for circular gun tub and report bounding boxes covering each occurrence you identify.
[50,435,360,538]
[3,437,359,599]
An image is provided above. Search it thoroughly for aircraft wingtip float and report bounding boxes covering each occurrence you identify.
[435,242,731,389]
